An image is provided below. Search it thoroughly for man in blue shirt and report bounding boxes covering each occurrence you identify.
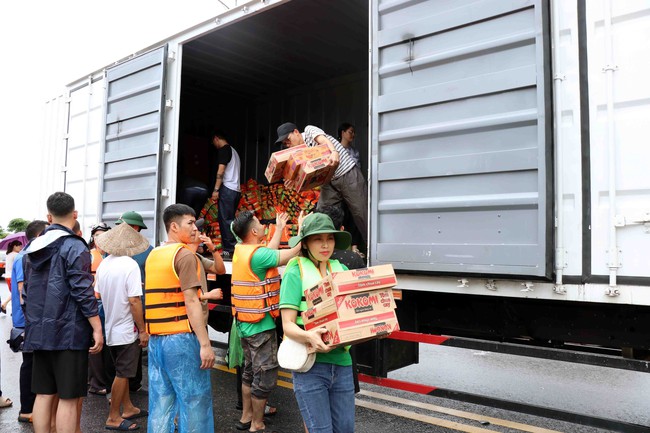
[11,219,48,423]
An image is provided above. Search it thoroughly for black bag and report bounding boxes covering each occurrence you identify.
[7,327,24,352]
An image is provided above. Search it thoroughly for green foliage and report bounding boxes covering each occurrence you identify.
[0,226,6,239]
[7,218,30,233]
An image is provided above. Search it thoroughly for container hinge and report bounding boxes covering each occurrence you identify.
[521,282,534,292]
[457,278,469,288]
[61,165,68,173]
[167,51,176,62]
[606,248,622,268]
[605,287,620,297]
[553,285,566,295]
[163,143,172,153]
[485,280,497,291]
[553,73,566,81]
[165,99,173,110]
[161,188,170,198]
[601,64,619,73]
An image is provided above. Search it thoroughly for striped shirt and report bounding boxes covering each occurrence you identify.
[302,125,356,180]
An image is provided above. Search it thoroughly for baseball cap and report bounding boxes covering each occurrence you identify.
[275,122,297,145]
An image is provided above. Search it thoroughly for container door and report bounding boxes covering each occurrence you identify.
[370,0,552,277]
[100,47,167,242]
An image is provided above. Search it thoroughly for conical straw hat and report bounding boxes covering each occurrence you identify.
[94,222,149,257]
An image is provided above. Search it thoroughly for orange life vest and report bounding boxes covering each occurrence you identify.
[231,244,281,323]
[144,243,202,335]
[90,249,103,275]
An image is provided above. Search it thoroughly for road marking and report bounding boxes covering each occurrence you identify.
[355,399,496,433]
[359,390,562,433]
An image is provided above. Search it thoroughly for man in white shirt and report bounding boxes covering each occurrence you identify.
[95,223,151,431]
[211,130,241,259]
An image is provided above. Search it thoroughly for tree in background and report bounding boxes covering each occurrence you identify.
[0,226,7,239]
[8,218,30,233]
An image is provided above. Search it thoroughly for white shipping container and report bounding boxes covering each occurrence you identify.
[42,0,650,350]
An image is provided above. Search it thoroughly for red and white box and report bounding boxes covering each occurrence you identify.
[264,144,307,183]
[293,156,336,192]
[302,288,396,322]
[304,264,398,308]
[283,144,332,181]
[303,309,400,347]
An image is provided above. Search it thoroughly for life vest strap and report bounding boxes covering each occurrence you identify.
[146,287,181,294]
[232,290,280,301]
[146,314,189,323]
[231,275,281,287]
[234,304,280,314]
[147,301,186,309]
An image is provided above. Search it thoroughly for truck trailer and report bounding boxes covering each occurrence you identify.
[41,0,650,371]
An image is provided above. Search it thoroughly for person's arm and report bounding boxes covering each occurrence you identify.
[268,212,289,250]
[198,234,226,274]
[211,164,226,201]
[128,296,148,347]
[200,288,223,301]
[280,309,331,353]
[183,287,215,369]
[313,134,340,168]
[88,315,104,354]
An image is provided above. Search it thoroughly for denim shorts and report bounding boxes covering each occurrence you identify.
[241,329,279,399]
[292,362,355,433]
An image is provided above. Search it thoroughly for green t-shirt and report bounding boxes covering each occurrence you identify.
[237,247,280,338]
[279,260,352,366]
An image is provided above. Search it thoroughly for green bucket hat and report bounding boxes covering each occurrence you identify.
[115,211,147,229]
[289,213,351,250]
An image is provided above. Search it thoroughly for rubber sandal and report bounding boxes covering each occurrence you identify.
[264,404,277,417]
[18,414,33,423]
[105,419,139,431]
[235,420,251,430]
[123,409,148,420]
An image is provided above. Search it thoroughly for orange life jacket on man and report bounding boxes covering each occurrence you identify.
[231,244,281,323]
[145,243,202,335]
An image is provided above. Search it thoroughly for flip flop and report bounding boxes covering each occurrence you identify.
[123,409,148,420]
[264,404,277,417]
[235,420,251,430]
[0,397,12,408]
[18,414,33,423]
[105,419,139,431]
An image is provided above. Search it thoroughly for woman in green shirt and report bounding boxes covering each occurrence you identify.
[279,213,354,433]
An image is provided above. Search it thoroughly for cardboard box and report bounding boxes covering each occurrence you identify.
[302,288,396,322]
[304,309,400,346]
[283,144,331,180]
[293,156,336,192]
[304,264,398,308]
[264,144,307,183]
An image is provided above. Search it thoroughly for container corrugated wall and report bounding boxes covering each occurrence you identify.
[370,0,552,277]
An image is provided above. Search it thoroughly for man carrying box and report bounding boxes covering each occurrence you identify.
[275,122,368,246]
[230,210,301,432]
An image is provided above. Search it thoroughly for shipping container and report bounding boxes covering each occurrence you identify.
[42,0,650,368]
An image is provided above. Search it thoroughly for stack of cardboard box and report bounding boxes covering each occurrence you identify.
[265,144,336,192]
[301,264,400,347]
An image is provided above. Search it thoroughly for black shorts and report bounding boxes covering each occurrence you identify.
[32,350,89,399]
[109,340,141,379]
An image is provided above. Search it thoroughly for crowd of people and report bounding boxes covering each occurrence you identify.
[0,121,367,433]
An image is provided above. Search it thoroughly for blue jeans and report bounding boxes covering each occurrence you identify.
[292,362,355,433]
[218,185,241,253]
[148,333,214,433]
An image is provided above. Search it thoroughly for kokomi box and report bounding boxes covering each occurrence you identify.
[293,156,336,192]
[264,144,308,183]
[304,264,398,308]
[302,288,396,322]
[283,144,331,180]
[303,309,400,347]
